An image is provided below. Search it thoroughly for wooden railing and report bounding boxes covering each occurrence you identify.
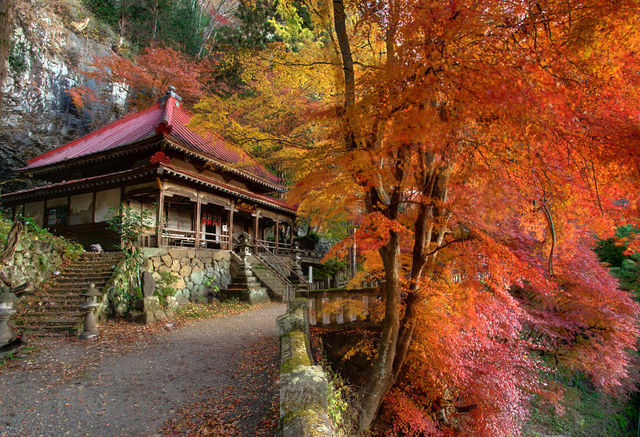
[161,228,230,248]
[254,239,309,291]
[161,228,196,246]
[304,288,383,328]
[256,239,293,255]
[199,231,229,247]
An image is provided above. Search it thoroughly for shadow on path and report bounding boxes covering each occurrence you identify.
[0,303,285,436]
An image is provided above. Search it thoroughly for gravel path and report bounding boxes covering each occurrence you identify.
[0,303,285,437]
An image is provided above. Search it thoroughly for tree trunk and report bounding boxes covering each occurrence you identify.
[332,0,356,150]
[359,233,401,429]
[119,0,127,36]
[151,0,159,41]
[0,0,14,117]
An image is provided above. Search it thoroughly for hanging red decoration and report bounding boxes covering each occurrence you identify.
[150,151,170,164]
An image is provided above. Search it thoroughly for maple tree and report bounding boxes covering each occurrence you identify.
[71,45,209,111]
[193,0,640,434]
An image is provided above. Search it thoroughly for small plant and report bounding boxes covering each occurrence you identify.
[9,41,28,75]
[327,369,357,436]
[106,205,153,314]
[204,275,220,299]
[155,270,178,306]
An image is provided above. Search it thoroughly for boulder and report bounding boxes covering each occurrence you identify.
[179,264,192,277]
[161,254,172,267]
[152,257,162,268]
[142,271,156,298]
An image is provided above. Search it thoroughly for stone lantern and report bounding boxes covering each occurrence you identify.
[0,288,17,347]
[292,241,304,279]
[237,232,253,259]
[79,283,101,340]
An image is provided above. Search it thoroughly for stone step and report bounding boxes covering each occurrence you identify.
[16,252,121,336]
[16,312,85,320]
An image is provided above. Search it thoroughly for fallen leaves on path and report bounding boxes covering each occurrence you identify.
[159,337,280,436]
[0,302,263,385]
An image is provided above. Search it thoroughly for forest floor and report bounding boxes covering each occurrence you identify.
[0,302,284,436]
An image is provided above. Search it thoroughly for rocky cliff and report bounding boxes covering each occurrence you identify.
[0,0,126,192]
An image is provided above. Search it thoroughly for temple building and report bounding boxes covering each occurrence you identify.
[0,88,297,252]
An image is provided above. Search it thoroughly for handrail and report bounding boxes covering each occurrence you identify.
[254,239,309,290]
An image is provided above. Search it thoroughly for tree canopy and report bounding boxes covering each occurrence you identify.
[75,1,640,433]
[192,0,640,434]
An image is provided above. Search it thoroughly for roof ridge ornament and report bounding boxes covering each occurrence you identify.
[159,85,183,104]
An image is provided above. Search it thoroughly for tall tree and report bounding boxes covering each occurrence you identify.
[195,0,640,433]
[0,0,14,116]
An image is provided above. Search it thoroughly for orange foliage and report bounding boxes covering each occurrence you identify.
[73,46,209,110]
[282,0,640,434]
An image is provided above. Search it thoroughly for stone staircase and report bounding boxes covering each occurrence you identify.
[248,255,295,301]
[220,253,270,304]
[14,252,123,336]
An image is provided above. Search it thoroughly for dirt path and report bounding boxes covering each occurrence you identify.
[0,303,285,437]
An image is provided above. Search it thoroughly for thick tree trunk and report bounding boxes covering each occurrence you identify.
[332,0,354,110]
[0,0,14,116]
[359,232,401,429]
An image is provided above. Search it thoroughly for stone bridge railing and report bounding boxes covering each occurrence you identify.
[277,299,335,436]
[302,288,383,328]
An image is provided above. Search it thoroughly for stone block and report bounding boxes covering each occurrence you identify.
[282,414,334,437]
[175,278,186,289]
[166,296,179,310]
[143,259,153,273]
[168,248,188,258]
[277,308,307,336]
[171,259,180,271]
[143,296,162,313]
[161,254,172,267]
[154,310,167,322]
[190,270,204,285]
[179,264,192,277]
[151,257,162,268]
[142,271,156,298]
[176,293,189,305]
[280,366,329,412]
[187,249,196,258]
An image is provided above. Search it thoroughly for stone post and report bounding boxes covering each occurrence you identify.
[0,289,17,347]
[79,283,101,340]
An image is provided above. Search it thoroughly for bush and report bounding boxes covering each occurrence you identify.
[155,270,177,306]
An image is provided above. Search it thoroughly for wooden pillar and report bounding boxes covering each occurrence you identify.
[43,199,48,229]
[252,213,259,246]
[227,201,234,251]
[275,216,280,254]
[91,191,97,224]
[194,194,202,249]
[156,188,165,247]
[289,221,294,247]
[65,195,71,226]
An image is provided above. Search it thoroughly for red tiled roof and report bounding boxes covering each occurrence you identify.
[25,95,282,186]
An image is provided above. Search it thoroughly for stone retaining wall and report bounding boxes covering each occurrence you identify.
[1,224,81,291]
[276,299,335,437]
[141,248,232,303]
